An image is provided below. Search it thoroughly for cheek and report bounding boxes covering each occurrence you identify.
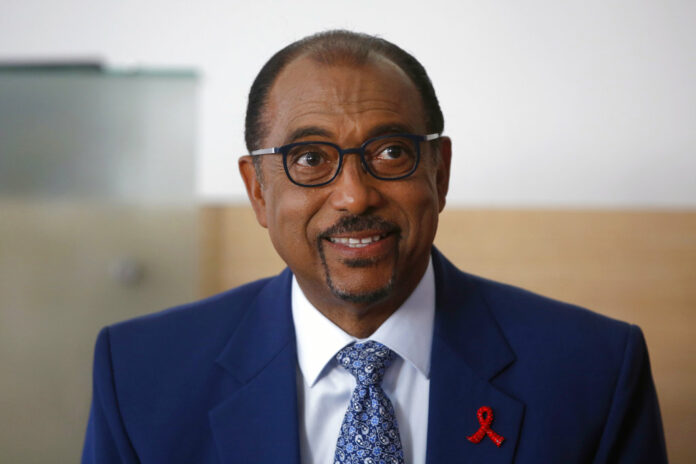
[398,179,441,243]
[265,186,324,260]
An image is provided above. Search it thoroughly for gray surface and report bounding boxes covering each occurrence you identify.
[0,70,198,463]
[0,71,196,204]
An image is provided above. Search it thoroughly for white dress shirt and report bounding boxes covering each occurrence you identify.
[292,258,435,464]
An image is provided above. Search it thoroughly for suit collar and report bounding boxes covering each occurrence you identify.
[215,268,296,383]
[210,268,301,464]
[426,248,524,463]
[431,247,516,381]
[215,248,515,386]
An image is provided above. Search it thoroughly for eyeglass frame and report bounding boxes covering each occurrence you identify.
[248,132,442,188]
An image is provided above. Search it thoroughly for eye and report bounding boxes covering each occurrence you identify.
[287,145,333,168]
[376,144,405,160]
[296,150,325,167]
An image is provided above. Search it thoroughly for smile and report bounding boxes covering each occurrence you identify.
[327,233,389,248]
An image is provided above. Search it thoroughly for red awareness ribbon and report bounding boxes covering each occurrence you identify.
[467,406,505,447]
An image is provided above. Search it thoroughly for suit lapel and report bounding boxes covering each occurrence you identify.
[426,249,525,463]
[209,269,301,464]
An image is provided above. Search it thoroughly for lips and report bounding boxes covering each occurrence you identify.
[327,233,389,248]
[318,216,399,258]
[323,230,396,264]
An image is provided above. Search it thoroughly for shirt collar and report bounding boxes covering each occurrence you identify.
[292,257,435,387]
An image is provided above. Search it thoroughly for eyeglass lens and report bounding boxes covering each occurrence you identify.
[284,136,419,186]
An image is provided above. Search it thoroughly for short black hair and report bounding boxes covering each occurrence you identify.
[244,30,444,156]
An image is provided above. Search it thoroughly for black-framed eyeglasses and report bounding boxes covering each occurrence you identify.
[249,133,442,187]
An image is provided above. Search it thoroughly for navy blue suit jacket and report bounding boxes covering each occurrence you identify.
[82,249,667,463]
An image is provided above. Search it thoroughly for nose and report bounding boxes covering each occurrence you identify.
[327,152,383,214]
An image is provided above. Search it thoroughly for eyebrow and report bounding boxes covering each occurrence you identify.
[284,122,418,146]
[285,126,334,144]
[364,123,417,140]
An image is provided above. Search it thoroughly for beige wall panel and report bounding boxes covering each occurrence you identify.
[200,206,695,463]
[1,200,197,464]
[199,206,286,297]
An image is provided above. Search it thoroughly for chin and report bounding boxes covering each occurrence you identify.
[326,276,394,305]
[330,285,393,305]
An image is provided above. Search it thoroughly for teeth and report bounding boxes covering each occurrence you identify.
[329,234,386,247]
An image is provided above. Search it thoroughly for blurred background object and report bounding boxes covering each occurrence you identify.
[0,64,198,463]
[1,1,694,462]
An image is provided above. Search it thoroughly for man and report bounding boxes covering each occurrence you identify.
[82,31,667,463]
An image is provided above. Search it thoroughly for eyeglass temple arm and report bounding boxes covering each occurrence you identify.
[249,147,280,156]
[424,133,441,141]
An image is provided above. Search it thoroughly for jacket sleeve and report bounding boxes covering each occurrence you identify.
[592,324,668,463]
[82,327,139,463]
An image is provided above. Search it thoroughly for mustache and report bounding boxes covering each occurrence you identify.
[318,215,399,239]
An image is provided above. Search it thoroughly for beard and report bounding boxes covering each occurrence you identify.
[317,214,399,304]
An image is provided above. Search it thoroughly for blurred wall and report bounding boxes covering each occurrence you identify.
[0,0,694,207]
[0,70,199,463]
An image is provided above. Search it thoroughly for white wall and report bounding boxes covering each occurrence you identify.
[1,0,694,207]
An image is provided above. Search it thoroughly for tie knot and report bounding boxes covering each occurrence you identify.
[336,341,396,386]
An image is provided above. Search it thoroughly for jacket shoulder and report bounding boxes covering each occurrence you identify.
[96,274,282,408]
[468,272,631,343]
[463,271,636,391]
[87,274,288,456]
[107,275,275,352]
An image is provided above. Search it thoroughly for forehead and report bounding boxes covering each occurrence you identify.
[263,54,426,145]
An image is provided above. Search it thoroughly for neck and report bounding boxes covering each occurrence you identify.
[317,301,399,339]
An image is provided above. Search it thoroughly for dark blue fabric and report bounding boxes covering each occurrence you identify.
[82,248,667,463]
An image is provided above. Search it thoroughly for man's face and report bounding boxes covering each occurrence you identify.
[240,54,451,316]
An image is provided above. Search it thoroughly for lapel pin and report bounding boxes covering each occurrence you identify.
[467,406,505,447]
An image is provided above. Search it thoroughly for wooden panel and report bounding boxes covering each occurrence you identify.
[199,206,696,463]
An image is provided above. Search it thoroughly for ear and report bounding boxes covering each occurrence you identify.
[435,136,452,212]
[239,156,269,228]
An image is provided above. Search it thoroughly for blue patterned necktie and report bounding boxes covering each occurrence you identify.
[333,341,405,464]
